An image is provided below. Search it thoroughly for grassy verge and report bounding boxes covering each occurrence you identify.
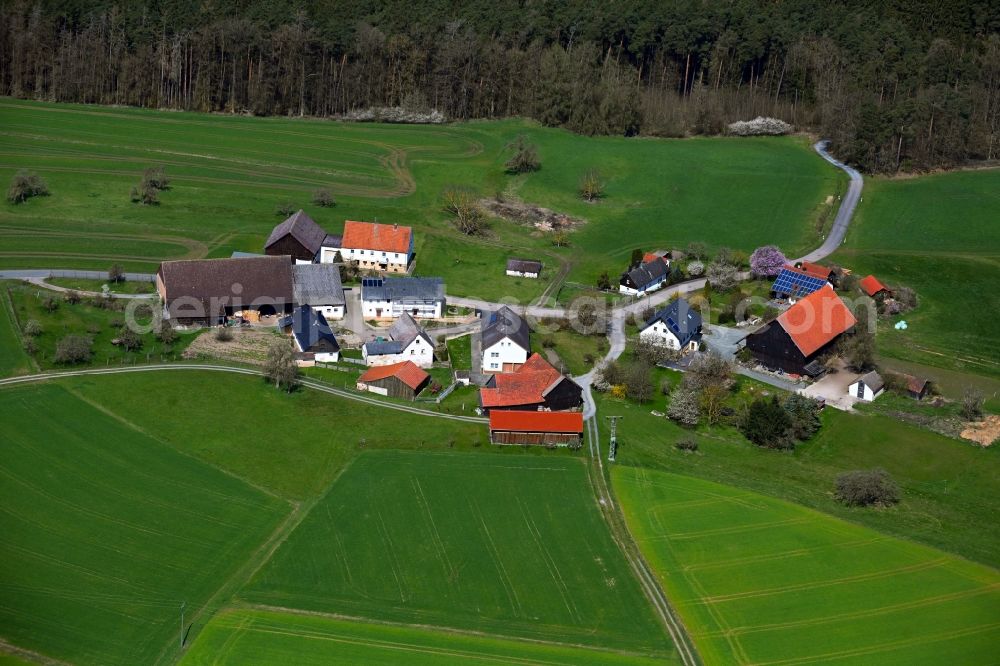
[0,283,32,377]
[46,277,156,294]
[445,334,473,371]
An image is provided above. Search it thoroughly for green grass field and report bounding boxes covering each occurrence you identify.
[0,285,31,377]
[445,333,473,371]
[0,382,289,665]
[241,450,672,655]
[45,277,156,294]
[596,387,1000,568]
[615,467,1000,665]
[833,169,1000,379]
[61,370,489,500]
[180,608,667,666]
[0,98,839,302]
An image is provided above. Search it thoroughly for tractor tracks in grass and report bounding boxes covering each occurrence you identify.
[583,417,701,666]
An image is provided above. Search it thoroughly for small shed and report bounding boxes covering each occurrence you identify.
[900,373,930,400]
[506,258,543,278]
[860,275,890,298]
[489,410,584,447]
[848,371,884,402]
[357,361,430,400]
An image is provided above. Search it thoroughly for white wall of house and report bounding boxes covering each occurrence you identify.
[638,322,698,352]
[293,338,340,363]
[361,298,442,319]
[639,323,682,350]
[312,304,344,321]
[294,257,314,266]
[619,276,666,297]
[506,269,539,279]
[848,380,883,402]
[342,247,411,272]
[362,336,434,368]
[318,247,340,263]
[482,337,529,373]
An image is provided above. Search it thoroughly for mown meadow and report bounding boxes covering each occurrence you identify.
[0,98,841,303]
[615,468,1000,665]
[832,168,1000,380]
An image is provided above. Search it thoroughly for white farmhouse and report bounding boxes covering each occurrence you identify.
[321,220,413,272]
[619,255,671,296]
[361,277,445,320]
[292,263,345,320]
[281,305,340,364]
[362,313,435,368]
[848,371,885,402]
[638,297,703,352]
[481,306,531,373]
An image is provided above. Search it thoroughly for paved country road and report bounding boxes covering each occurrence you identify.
[797,140,864,263]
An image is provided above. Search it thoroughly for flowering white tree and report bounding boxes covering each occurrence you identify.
[728,117,792,136]
[749,245,787,277]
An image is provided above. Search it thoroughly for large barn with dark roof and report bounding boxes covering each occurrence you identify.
[264,210,337,264]
[156,255,294,324]
[745,285,856,376]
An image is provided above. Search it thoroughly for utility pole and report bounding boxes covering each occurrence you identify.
[606,416,622,462]
[180,601,185,649]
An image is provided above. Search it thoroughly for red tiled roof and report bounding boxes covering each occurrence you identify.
[341,220,412,254]
[775,285,856,357]
[859,274,889,297]
[480,353,563,408]
[489,410,584,434]
[358,360,429,390]
[799,261,833,279]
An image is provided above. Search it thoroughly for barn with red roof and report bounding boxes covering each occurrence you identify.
[745,285,857,376]
[859,274,890,298]
[479,353,583,413]
[356,361,430,400]
[489,410,584,447]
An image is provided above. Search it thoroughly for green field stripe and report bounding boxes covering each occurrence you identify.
[180,607,672,665]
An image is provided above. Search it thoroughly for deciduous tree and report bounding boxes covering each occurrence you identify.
[264,339,299,392]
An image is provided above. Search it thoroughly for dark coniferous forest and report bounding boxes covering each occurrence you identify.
[2,0,998,173]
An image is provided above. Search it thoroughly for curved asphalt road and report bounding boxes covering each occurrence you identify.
[798,140,864,263]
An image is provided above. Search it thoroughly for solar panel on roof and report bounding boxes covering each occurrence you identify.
[771,269,826,298]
